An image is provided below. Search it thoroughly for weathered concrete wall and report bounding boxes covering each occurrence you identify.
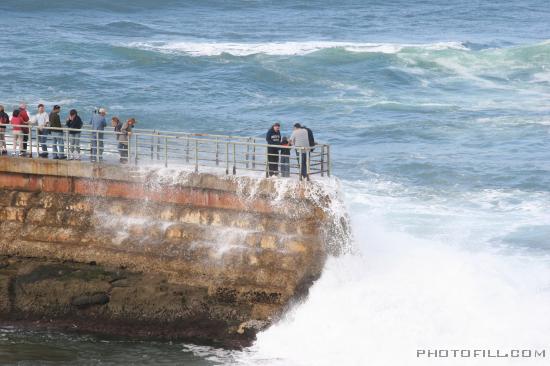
[0,157,344,347]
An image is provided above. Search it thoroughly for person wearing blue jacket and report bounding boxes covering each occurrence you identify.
[265,122,281,176]
[90,108,107,162]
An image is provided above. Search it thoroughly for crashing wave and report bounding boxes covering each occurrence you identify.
[124,40,469,57]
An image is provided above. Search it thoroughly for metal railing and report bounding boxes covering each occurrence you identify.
[0,123,330,180]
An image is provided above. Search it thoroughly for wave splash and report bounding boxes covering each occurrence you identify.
[124,40,469,57]
[227,178,550,366]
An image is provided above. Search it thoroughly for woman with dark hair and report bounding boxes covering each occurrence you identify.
[11,109,24,156]
[111,116,124,161]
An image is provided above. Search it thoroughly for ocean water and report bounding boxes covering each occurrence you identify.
[1,0,550,365]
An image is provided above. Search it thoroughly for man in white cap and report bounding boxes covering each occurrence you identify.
[90,107,107,162]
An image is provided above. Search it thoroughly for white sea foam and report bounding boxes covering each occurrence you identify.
[224,177,550,366]
[125,41,469,57]
[239,221,550,366]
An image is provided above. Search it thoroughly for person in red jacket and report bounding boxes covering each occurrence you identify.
[18,103,30,156]
[11,109,25,156]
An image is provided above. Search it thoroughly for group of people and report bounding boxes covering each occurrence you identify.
[266,122,315,178]
[0,103,136,163]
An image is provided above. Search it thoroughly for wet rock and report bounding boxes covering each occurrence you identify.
[71,293,110,308]
[237,319,269,335]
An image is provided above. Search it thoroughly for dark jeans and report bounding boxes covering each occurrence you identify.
[91,131,104,160]
[298,151,308,179]
[119,142,128,162]
[280,155,290,177]
[68,132,81,158]
[51,131,65,158]
[22,129,29,153]
[267,147,280,176]
[0,128,6,151]
[37,129,48,153]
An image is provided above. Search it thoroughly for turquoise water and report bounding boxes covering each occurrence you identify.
[1,1,550,365]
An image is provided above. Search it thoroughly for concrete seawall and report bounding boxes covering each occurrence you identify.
[0,157,347,347]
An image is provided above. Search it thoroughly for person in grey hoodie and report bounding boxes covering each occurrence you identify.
[90,108,107,162]
[289,123,310,179]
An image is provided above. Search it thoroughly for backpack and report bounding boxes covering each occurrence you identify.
[0,112,8,126]
[305,127,315,150]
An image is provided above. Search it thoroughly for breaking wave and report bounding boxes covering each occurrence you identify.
[124,40,470,57]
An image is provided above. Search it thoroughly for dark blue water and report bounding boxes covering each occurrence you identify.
[1,1,550,365]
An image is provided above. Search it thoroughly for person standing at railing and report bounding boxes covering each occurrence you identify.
[289,123,310,179]
[10,109,25,156]
[31,104,50,158]
[0,105,8,155]
[111,116,124,162]
[280,136,291,178]
[266,122,281,176]
[66,109,83,160]
[119,118,136,164]
[90,108,107,162]
[49,105,66,160]
[18,103,30,156]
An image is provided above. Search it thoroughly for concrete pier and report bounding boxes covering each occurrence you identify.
[0,157,346,347]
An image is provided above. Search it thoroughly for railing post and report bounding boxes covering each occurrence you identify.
[327,145,331,177]
[297,147,303,180]
[35,126,41,157]
[150,133,154,161]
[134,133,139,165]
[64,130,69,158]
[194,139,199,172]
[225,142,229,175]
[96,130,100,161]
[232,143,236,175]
[28,127,33,158]
[245,139,250,169]
[164,137,168,167]
[320,145,325,177]
[265,146,269,178]
[156,132,160,160]
[252,143,256,169]
[127,133,131,164]
[185,138,190,163]
[306,148,310,181]
[215,137,219,166]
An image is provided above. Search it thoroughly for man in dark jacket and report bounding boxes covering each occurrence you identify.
[66,109,83,160]
[265,122,281,176]
[49,105,65,159]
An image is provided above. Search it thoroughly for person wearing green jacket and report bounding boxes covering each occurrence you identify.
[49,105,65,159]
